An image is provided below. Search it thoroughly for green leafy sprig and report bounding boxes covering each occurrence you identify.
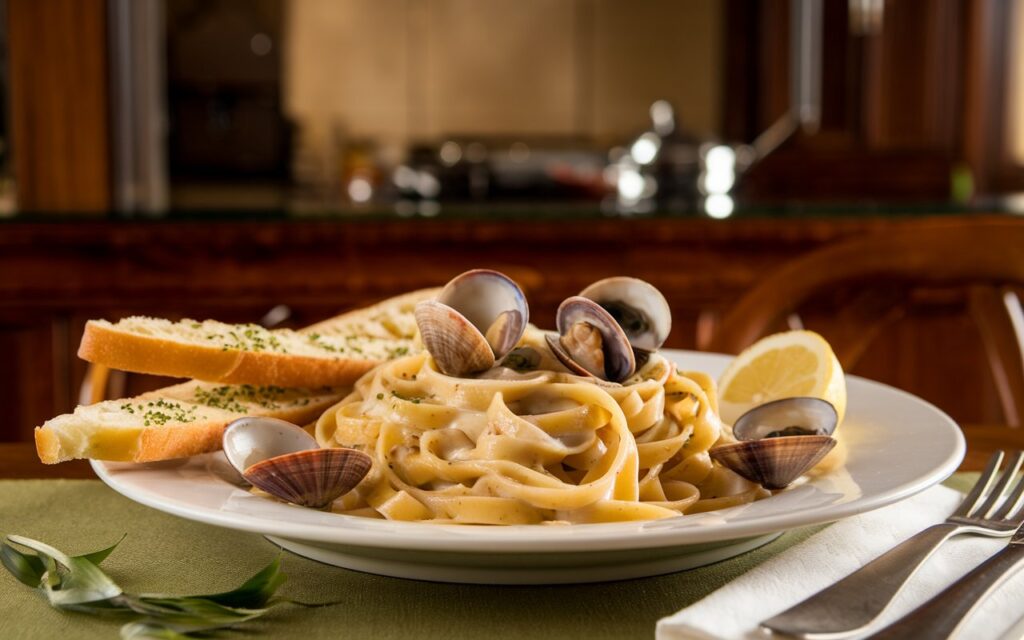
[0,534,307,639]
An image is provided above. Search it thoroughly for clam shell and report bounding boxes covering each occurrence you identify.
[415,300,496,376]
[709,435,836,490]
[732,397,838,441]
[484,309,525,357]
[222,416,318,475]
[579,276,671,350]
[437,269,529,358]
[555,296,636,381]
[243,448,372,508]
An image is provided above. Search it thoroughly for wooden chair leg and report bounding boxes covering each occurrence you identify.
[968,286,1024,427]
[81,363,110,405]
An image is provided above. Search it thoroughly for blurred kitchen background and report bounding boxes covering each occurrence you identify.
[1,0,1024,442]
[4,0,1024,217]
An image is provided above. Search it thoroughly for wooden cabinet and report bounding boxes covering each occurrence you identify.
[725,0,1012,199]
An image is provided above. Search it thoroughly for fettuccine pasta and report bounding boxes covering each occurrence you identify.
[314,329,768,524]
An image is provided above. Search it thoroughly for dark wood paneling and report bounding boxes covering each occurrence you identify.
[862,0,962,151]
[1,215,1020,442]
[7,0,111,211]
[725,0,972,199]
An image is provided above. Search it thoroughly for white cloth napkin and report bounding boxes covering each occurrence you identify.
[657,484,1024,640]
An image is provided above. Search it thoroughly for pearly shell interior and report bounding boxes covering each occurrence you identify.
[222,416,318,475]
[579,276,671,351]
[437,268,529,358]
[731,397,838,441]
[415,269,529,377]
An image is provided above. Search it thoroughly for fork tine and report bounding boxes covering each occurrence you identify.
[974,451,1024,519]
[952,450,1005,518]
[993,463,1024,521]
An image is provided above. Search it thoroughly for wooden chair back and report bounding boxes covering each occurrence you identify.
[707,221,1024,426]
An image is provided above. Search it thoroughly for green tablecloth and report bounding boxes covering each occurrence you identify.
[0,476,973,640]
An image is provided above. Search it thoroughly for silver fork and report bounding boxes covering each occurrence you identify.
[761,450,1024,639]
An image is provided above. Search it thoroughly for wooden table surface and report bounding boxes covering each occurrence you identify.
[2,425,1022,478]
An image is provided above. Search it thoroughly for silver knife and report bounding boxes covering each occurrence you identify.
[866,522,1024,639]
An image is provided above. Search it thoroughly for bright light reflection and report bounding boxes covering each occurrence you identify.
[630,132,661,165]
[617,169,645,201]
[393,165,417,190]
[439,141,462,166]
[347,177,372,203]
[705,145,736,172]
[416,171,441,198]
[705,194,734,219]
[702,145,737,196]
[650,100,675,135]
[703,171,735,194]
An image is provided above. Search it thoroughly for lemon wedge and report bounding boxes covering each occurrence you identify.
[717,330,846,427]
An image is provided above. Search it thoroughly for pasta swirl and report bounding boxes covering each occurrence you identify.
[314,329,767,524]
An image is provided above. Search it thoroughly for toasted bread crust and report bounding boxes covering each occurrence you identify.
[128,395,336,463]
[34,383,343,464]
[36,288,438,464]
[78,322,380,387]
[78,321,240,382]
[76,287,439,387]
[34,427,61,464]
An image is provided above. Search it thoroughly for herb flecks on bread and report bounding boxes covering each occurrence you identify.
[36,287,441,464]
[78,318,421,388]
[35,381,345,464]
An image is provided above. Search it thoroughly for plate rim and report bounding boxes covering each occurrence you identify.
[92,349,966,553]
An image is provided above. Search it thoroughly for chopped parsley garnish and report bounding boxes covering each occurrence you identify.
[120,399,198,426]
[306,332,344,354]
[389,346,410,358]
[390,390,423,404]
[192,384,292,412]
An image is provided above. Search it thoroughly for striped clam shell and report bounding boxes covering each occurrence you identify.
[415,269,529,377]
[709,435,836,490]
[243,448,372,509]
[415,300,497,377]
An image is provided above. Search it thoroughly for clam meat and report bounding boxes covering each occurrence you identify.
[547,277,671,383]
[579,276,671,351]
[547,296,636,382]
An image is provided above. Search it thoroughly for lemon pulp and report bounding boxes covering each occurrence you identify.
[717,330,846,427]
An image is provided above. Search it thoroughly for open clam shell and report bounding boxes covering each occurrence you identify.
[415,300,497,376]
[222,416,318,474]
[222,416,370,509]
[709,435,836,490]
[732,397,838,441]
[552,296,636,382]
[243,448,372,509]
[579,277,671,351]
[415,269,529,377]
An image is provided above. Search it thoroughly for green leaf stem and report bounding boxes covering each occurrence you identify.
[1,534,300,638]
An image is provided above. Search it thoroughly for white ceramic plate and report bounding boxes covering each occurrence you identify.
[93,350,965,584]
